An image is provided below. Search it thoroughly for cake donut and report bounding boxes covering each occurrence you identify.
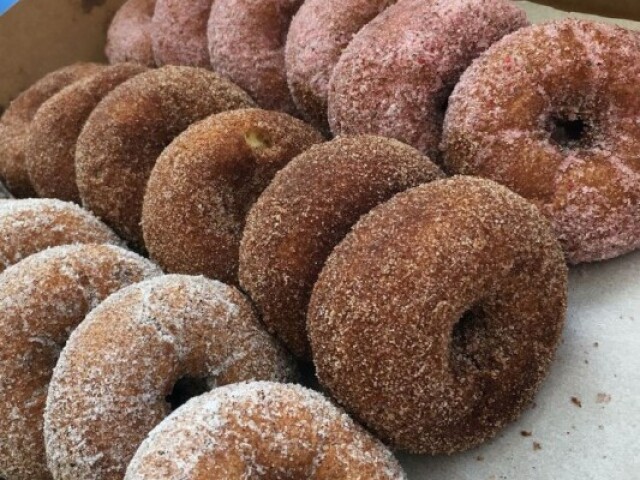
[106,0,157,66]
[125,382,407,479]
[76,66,255,247]
[209,0,303,114]
[0,245,160,480]
[442,20,640,264]
[27,64,148,203]
[328,0,528,159]
[308,176,568,454]
[0,63,102,197]
[142,108,322,285]
[151,0,213,67]
[0,199,122,273]
[240,136,443,359]
[45,275,297,480]
[286,0,397,132]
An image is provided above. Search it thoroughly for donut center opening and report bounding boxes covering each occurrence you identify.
[166,376,210,411]
[245,128,273,151]
[450,306,492,373]
[549,116,591,149]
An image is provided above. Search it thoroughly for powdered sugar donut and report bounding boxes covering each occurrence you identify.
[106,0,157,66]
[0,245,160,480]
[443,20,640,264]
[45,275,297,480]
[328,0,528,159]
[125,382,407,479]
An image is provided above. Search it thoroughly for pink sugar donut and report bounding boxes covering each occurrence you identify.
[328,0,528,159]
[106,0,157,66]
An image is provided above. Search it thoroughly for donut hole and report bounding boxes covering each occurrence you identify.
[450,305,493,374]
[548,115,592,149]
[166,376,211,411]
[245,128,273,151]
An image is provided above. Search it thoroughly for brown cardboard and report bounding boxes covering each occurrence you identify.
[535,0,640,21]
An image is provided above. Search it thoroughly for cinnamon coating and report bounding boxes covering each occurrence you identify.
[106,0,157,66]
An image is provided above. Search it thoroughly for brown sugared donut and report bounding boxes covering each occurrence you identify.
[151,0,213,67]
[124,382,407,480]
[26,64,148,203]
[44,275,297,480]
[208,0,302,114]
[286,0,396,132]
[0,199,122,273]
[442,20,640,264]
[0,245,160,480]
[142,108,323,285]
[76,66,255,247]
[328,0,528,159]
[239,136,443,359]
[308,176,568,454]
[106,0,157,66]
[0,63,103,197]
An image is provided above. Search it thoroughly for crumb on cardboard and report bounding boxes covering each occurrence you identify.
[596,393,612,404]
[476,455,484,461]
[533,441,542,451]
[520,430,532,437]
[571,396,582,408]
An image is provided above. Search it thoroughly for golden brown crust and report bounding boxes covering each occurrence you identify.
[308,176,567,454]
[106,0,157,66]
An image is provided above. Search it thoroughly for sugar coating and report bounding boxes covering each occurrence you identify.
[0,198,123,273]
[328,0,528,160]
[308,176,568,454]
[0,244,160,480]
[44,275,297,480]
[442,20,640,264]
[125,382,407,479]
[106,0,157,66]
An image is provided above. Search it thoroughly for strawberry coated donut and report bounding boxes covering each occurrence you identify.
[240,135,444,359]
[27,64,148,203]
[0,63,103,197]
[442,20,640,264]
[142,108,323,285]
[0,245,160,480]
[286,0,397,132]
[308,176,568,454]
[0,199,122,273]
[151,0,213,67]
[75,66,255,248]
[328,0,528,160]
[209,0,303,114]
[106,0,157,66]
[44,275,297,480]
[125,382,407,480]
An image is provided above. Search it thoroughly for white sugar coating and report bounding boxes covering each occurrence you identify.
[44,275,297,480]
[327,0,528,160]
[442,19,640,263]
[125,382,406,479]
[106,0,157,66]
[0,244,160,480]
[0,198,123,273]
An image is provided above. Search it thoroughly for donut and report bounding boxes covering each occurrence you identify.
[76,66,255,247]
[151,0,213,67]
[442,20,640,264]
[0,199,122,273]
[142,108,323,285]
[44,275,297,480]
[208,0,302,114]
[125,382,407,480]
[240,135,443,359]
[26,64,148,203]
[106,0,157,66]
[307,176,568,454]
[327,0,528,159]
[0,244,160,480]
[0,63,103,197]
[286,0,396,132]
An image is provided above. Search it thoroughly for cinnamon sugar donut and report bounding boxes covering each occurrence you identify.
[0,245,160,480]
[106,0,157,66]
[328,0,528,159]
[209,0,302,114]
[308,176,567,454]
[240,136,443,359]
[125,382,407,480]
[44,275,297,480]
[0,63,102,197]
[151,0,213,67]
[442,20,640,264]
[0,199,122,273]
[76,66,255,247]
[142,108,322,285]
[27,64,148,203]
